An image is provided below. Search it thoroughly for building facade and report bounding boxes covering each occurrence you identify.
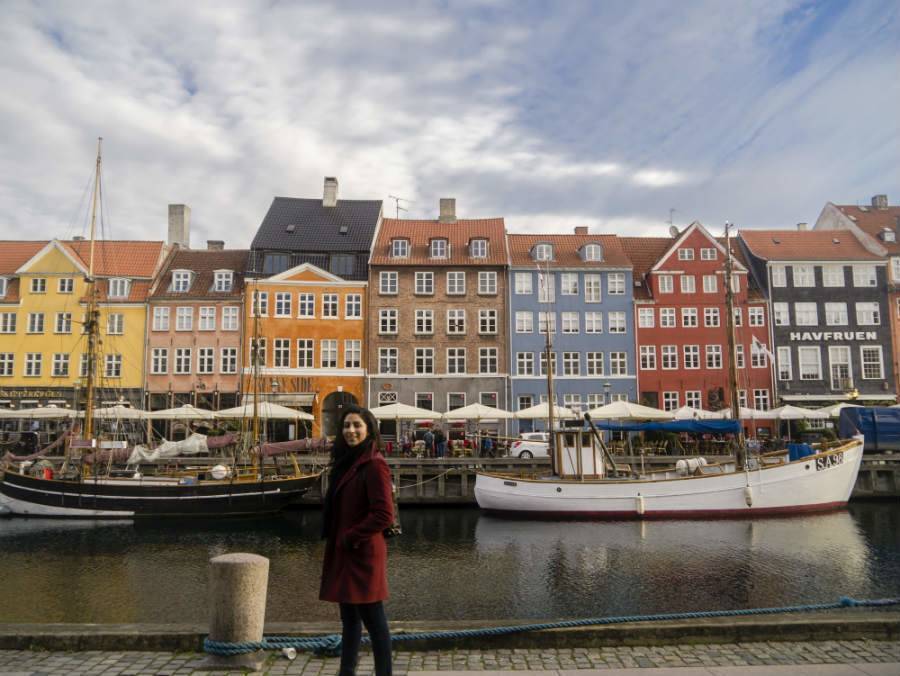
[145,246,249,412]
[815,194,900,394]
[367,200,509,437]
[740,228,895,405]
[623,223,773,415]
[0,239,166,410]
[507,230,636,431]
[243,264,367,437]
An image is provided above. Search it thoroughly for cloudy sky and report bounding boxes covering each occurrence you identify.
[1,0,897,247]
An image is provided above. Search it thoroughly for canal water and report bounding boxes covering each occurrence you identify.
[0,503,897,624]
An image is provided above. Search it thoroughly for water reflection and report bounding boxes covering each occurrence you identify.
[0,505,896,624]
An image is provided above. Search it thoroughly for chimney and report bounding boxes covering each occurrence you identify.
[574,226,588,235]
[439,198,456,223]
[168,204,191,248]
[872,194,889,209]
[323,177,339,207]
[206,240,225,251]
[796,222,808,231]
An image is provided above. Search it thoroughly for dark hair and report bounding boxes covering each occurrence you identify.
[330,404,381,460]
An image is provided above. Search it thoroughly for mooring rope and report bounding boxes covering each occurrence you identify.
[203,595,900,657]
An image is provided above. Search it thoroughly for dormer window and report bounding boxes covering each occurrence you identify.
[108,278,130,298]
[172,270,192,293]
[533,243,553,261]
[391,239,409,258]
[0,278,6,298]
[430,239,448,259]
[583,244,603,261]
[214,270,234,292]
[470,239,488,258]
[882,229,896,243]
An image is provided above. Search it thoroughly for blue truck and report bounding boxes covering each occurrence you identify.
[838,407,900,452]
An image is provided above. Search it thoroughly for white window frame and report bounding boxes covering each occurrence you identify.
[197,347,215,374]
[446,271,466,295]
[415,309,434,335]
[298,293,315,318]
[584,311,603,334]
[220,347,237,374]
[680,275,696,293]
[297,339,314,368]
[678,248,694,261]
[379,308,398,335]
[470,239,488,258]
[514,273,533,295]
[658,275,673,294]
[213,271,234,292]
[275,292,292,317]
[777,347,792,381]
[478,271,497,295]
[793,265,814,288]
[447,309,466,335]
[415,271,434,295]
[860,346,884,380]
[198,306,216,331]
[702,275,717,293]
[822,265,844,288]
[222,306,239,331]
[639,346,656,370]
[345,294,362,319]
[391,239,409,258]
[379,271,398,295]
[172,270,192,292]
[106,313,124,335]
[608,273,625,295]
[638,308,655,328]
[430,239,448,259]
[321,293,339,319]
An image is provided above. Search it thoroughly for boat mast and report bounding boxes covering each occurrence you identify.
[541,261,556,471]
[723,222,746,469]
[251,285,261,464]
[83,138,103,443]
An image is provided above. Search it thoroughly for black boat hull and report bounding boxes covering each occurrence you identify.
[0,471,320,518]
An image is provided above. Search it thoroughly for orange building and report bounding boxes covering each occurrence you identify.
[243,263,366,437]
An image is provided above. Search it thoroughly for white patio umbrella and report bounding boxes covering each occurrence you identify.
[0,405,80,419]
[671,405,720,420]
[144,404,216,420]
[715,406,776,420]
[368,402,444,447]
[215,401,314,421]
[585,400,674,421]
[514,402,578,420]
[768,404,829,420]
[817,402,862,417]
[442,402,515,421]
[91,404,147,420]
[368,402,443,420]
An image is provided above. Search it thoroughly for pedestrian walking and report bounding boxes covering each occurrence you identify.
[320,405,394,676]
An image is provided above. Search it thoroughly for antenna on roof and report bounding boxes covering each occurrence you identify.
[388,195,412,219]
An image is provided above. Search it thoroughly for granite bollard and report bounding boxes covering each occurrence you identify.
[199,552,270,672]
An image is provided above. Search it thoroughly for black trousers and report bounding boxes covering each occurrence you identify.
[339,601,392,676]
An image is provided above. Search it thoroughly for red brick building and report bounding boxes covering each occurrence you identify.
[622,222,773,423]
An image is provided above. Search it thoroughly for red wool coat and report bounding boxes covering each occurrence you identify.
[319,447,394,604]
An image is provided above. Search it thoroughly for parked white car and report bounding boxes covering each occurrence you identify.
[510,432,550,458]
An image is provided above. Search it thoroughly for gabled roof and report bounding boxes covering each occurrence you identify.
[830,203,900,255]
[507,234,631,268]
[151,249,249,300]
[63,240,166,277]
[739,229,882,262]
[371,218,507,266]
[0,241,49,275]
[650,222,746,273]
[265,262,346,283]
[251,197,382,252]
[619,237,673,299]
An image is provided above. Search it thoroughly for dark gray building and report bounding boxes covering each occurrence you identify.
[248,177,382,281]
[740,228,895,405]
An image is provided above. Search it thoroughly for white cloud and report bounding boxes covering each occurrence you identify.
[0,0,896,248]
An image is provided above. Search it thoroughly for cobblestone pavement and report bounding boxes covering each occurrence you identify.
[0,640,899,675]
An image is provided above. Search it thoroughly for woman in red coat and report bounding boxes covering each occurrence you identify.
[320,405,394,676]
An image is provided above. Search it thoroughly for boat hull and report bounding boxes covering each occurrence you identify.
[475,438,864,519]
[0,471,320,518]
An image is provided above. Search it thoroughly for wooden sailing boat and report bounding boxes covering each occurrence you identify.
[475,223,864,518]
[0,140,320,517]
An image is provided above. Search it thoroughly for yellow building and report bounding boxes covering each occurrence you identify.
[0,239,167,409]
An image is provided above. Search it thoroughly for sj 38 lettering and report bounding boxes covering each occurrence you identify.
[816,452,844,471]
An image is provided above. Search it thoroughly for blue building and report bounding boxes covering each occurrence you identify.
[507,231,637,432]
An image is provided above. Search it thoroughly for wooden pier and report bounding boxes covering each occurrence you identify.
[298,453,899,504]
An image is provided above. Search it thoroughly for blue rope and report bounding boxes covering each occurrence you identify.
[202,596,900,657]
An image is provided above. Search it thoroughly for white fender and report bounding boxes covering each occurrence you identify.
[636,495,646,515]
[744,485,753,507]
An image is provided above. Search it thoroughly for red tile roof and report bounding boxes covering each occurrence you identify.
[507,234,631,267]
[834,204,900,254]
[619,237,672,299]
[91,279,154,303]
[62,240,166,277]
[371,218,507,266]
[739,229,882,261]
[152,249,250,300]
[0,241,48,274]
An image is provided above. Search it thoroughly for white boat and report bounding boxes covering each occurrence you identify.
[477,222,864,519]
[475,431,864,518]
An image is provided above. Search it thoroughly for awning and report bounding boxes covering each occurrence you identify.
[782,394,896,402]
[241,393,316,407]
